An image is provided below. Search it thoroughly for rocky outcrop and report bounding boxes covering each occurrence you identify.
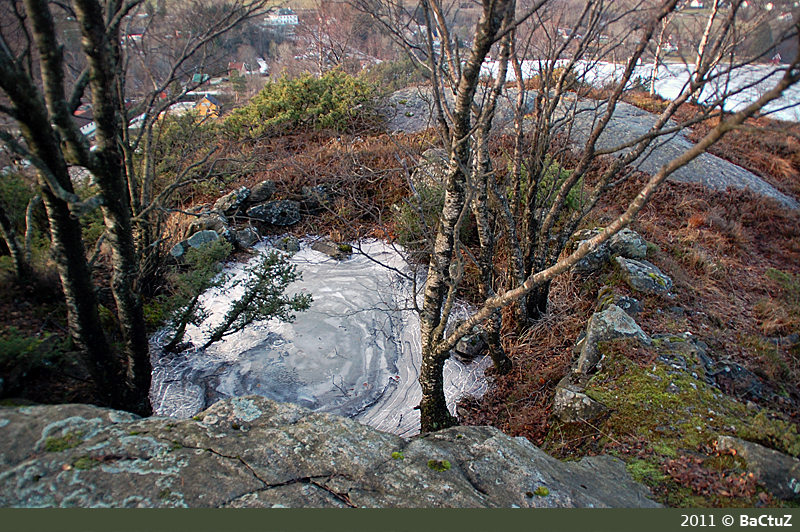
[717,436,800,501]
[247,200,301,226]
[383,87,799,209]
[554,303,651,423]
[574,305,651,376]
[615,257,673,295]
[249,180,277,204]
[0,397,661,508]
[571,227,649,275]
[213,186,250,216]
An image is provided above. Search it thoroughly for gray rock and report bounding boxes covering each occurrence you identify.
[553,381,607,423]
[575,305,651,375]
[169,241,188,259]
[301,185,332,214]
[187,212,228,237]
[0,397,661,507]
[249,180,277,204]
[186,230,220,248]
[273,235,300,254]
[236,228,260,248]
[608,228,648,260]
[310,238,351,260]
[454,328,488,362]
[595,286,642,317]
[213,186,250,216]
[572,243,610,275]
[572,228,649,274]
[386,87,798,209]
[247,200,301,226]
[717,436,800,500]
[615,257,673,294]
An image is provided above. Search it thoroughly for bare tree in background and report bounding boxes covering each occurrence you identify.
[357,0,800,431]
[0,0,270,415]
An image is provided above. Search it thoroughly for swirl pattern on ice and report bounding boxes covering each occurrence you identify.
[150,239,489,436]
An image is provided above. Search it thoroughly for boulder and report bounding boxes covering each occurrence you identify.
[595,286,642,317]
[453,328,488,363]
[571,228,649,274]
[575,305,651,376]
[187,212,228,237]
[273,235,300,254]
[236,228,260,248]
[249,180,277,204]
[186,230,220,249]
[300,185,332,214]
[717,436,800,501]
[169,241,189,260]
[310,238,352,260]
[247,200,301,226]
[553,381,607,423]
[615,257,673,294]
[0,397,661,507]
[608,228,648,260]
[213,186,250,216]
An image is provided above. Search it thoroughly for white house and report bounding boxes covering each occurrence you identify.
[264,8,298,27]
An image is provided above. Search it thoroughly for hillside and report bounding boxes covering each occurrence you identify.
[1,77,799,507]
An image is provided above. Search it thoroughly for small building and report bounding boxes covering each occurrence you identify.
[265,7,299,26]
[73,104,97,139]
[194,95,221,118]
[228,61,255,77]
[264,7,298,35]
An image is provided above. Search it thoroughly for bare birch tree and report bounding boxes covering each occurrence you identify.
[357,0,800,431]
[0,0,270,414]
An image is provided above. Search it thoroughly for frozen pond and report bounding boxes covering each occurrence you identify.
[150,239,490,437]
[481,60,800,122]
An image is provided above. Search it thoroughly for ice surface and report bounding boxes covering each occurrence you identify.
[481,60,800,122]
[150,239,490,436]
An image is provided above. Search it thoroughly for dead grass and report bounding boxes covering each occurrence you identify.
[459,271,595,444]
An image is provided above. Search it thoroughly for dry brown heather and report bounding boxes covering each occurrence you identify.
[2,91,799,507]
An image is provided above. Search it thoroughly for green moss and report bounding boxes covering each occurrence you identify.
[556,338,798,507]
[533,486,550,496]
[427,459,451,472]
[72,456,98,470]
[584,341,743,451]
[44,431,83,452]
[337,243,352,254]
[158,489,172,499]
[129,431,140,436]
[739,411,800,457]
[627,459,666,485]
[391,451,404,460]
